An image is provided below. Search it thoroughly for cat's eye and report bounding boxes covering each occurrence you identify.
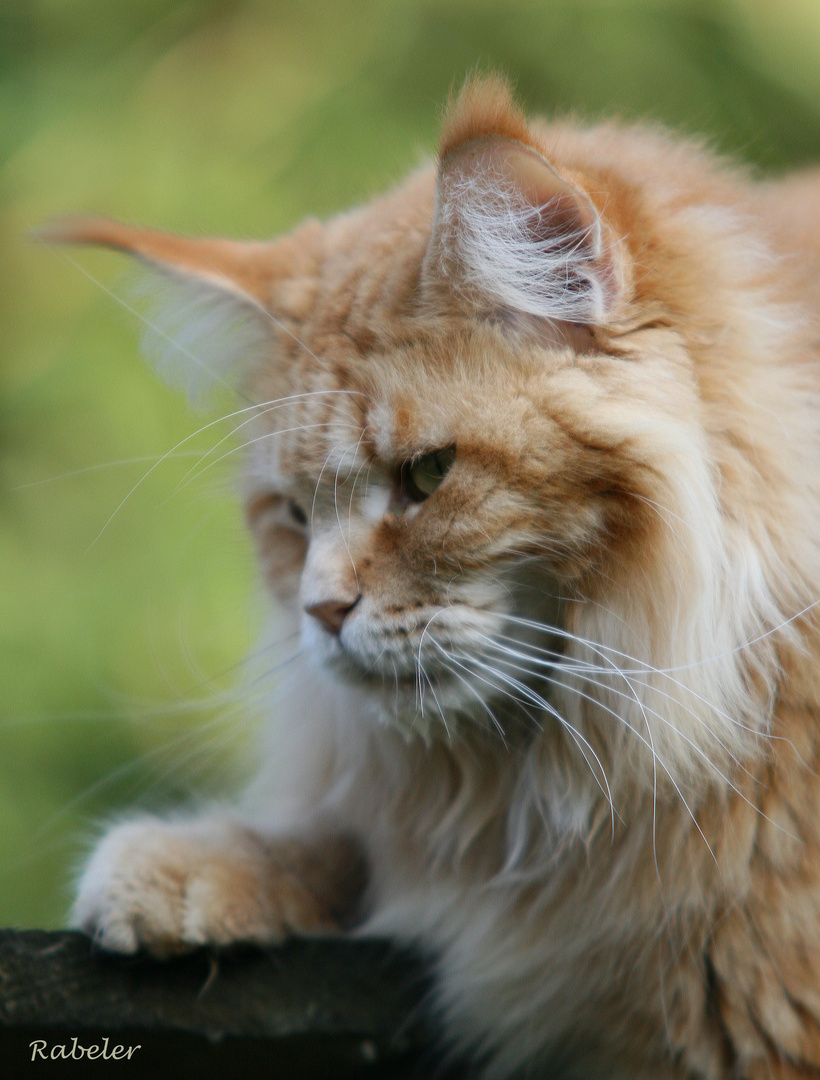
[288,499,308,527]
[401,446,456,502]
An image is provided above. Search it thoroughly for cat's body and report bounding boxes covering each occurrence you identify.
[53,78,820,1078]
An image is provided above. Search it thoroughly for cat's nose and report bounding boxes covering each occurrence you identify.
[304,596,361,636]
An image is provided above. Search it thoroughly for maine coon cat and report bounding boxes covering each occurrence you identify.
[47,74,820,1078]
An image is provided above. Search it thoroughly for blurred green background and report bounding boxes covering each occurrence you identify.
[3,0,820,928]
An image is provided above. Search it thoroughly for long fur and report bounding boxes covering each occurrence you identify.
[67,76,820,1079]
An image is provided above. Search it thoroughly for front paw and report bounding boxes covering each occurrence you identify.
[72,816,336,957]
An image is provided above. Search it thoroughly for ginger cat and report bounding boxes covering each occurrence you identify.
[50,76,820,1078]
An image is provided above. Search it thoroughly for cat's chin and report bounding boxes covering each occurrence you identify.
[314,649,519,743]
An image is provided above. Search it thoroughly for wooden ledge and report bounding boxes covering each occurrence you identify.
[0,929,469,1078]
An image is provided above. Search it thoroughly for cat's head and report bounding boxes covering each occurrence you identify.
[47,75,807,801]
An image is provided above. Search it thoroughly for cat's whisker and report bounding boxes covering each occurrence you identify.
[416,607,450,719]
[169,420,361,499]
[564,629,665,881]
[448,645,709,860]
[430,645,508,742]
[490,627,762,765]
[390,657,402,720]
[12,450,216,490]
[83,389,362,547]
[11,627,305,867]
[497,612,819,764]
[170,396,361,494]
[473,635,802,846]
[310,438,349,532]
[545,669,805,846]
[39,241,249,401]
[499,606,820,679]
[332,429,369,589]
[492,619,820,776]
[415,650,426,718]
[435,642,612,815]
[13,702,249,870]
[440,657,508,741]
[346,450,375,539]
[423,666,451,738]
[631,492,711,550]
[480,633,761,781]
[480,633,749,776]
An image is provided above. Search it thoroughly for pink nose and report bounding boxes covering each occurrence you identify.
[304,596,361,636]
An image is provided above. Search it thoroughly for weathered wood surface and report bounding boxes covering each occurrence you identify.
[0,929,469,1078]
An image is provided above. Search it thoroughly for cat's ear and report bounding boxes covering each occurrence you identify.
[38,216,301,404]
[39,216,282,305]
[427,76,621,325]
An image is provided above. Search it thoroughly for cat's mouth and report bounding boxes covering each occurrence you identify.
[304,611,488,721]
[300,570,570,733]
[320,641,443,694]
[307,602,570,733]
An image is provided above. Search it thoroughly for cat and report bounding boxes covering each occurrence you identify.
[45,73,820,1078]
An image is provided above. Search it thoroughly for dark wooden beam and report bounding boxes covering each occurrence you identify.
[0,930,469,1078]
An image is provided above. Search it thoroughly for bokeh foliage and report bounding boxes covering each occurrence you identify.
[3,0,820,927]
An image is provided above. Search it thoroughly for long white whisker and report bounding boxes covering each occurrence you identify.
[84,390,362,547]
[476,636,801,847]
[41,241,249,400]
[171,395,360,492]
[347,451,374,539]
[493,622,818,774]
[500,606,819,678]
[452,646,712,862]
[13,451,214,490]
[170,420,361,498]
[434,642,613,819]
[438,657,508,739]
[420,663,450,739]
[333,429,368,589]
[484,634,763,785]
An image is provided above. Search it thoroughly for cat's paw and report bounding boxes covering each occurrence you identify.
[72,816,337,957]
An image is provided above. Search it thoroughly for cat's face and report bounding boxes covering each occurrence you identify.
[241,187,694,737]
[246,321,589,733]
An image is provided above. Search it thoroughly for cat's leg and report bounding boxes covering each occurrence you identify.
[72,815,367,956]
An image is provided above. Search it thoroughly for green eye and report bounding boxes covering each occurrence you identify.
[402,446,456,502]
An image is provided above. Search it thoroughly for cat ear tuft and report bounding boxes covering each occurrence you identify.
[439,73,534,159]
[38,216,288,405]
[429,78,619,325]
